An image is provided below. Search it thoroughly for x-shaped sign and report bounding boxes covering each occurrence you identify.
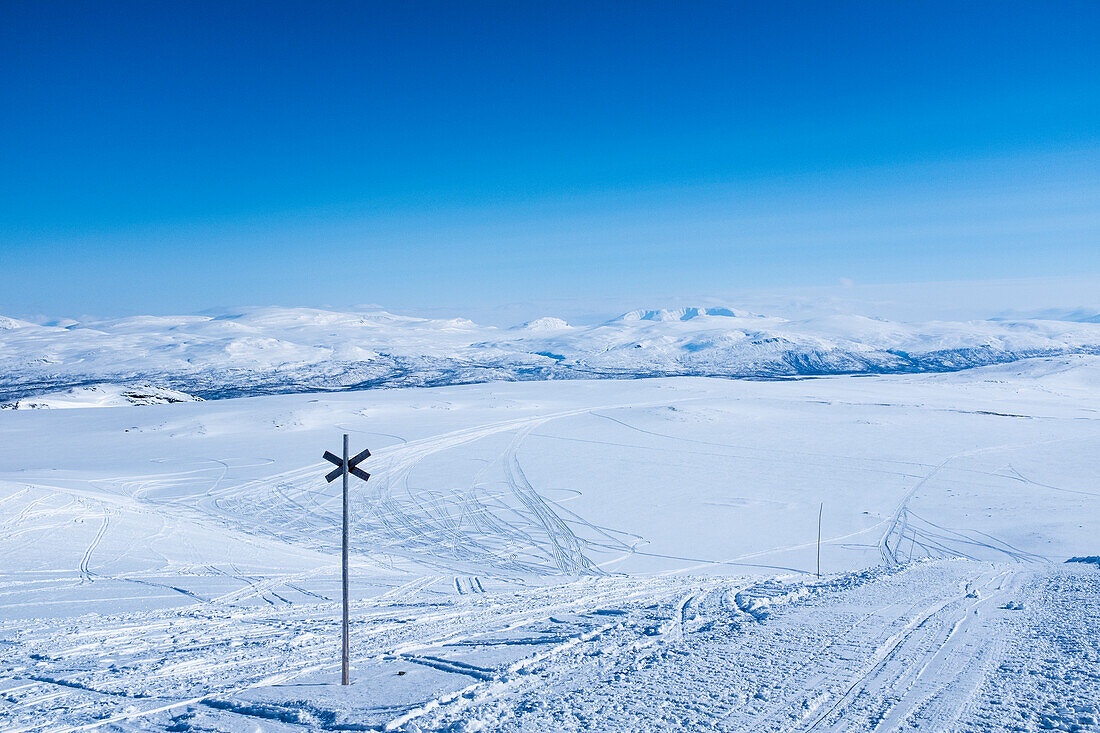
[323,447,371,483]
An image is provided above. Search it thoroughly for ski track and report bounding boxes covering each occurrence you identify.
[77,507,109,584]
[877,438,1078,567]
[187,402,658,578]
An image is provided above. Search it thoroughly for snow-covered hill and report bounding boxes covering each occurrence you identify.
[2,305,1099,401]
[0,383,200,410]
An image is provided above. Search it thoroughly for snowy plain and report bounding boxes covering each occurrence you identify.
[1,329,1098,730]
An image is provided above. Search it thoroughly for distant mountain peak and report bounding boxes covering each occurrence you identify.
[0,315,36,330]
[519,317,571,331]
[613,307,759,323]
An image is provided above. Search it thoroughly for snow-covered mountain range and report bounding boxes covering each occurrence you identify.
[3,305,1099,403]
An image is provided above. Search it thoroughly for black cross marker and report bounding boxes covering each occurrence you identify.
[323,447,371,483]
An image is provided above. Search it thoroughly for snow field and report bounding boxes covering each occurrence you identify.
[0,357,1098,730]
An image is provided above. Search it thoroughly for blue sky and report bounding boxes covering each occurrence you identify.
[2,1,1098,321]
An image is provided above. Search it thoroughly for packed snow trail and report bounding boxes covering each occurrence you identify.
[400,562,1099,733]
[2,560,1095,732]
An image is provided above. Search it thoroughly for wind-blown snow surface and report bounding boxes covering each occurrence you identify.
[1,356,1099,731]
[3,305,1100,402]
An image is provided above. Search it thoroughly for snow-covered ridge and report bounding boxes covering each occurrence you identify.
[0,383,201,410]
[2,304,1099,401]
[614,306,759,321]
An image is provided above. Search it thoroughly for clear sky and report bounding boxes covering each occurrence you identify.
[2,1,1098,322]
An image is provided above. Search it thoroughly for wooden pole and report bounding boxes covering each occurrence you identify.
[342,433,350,685]
[817,502,823,579]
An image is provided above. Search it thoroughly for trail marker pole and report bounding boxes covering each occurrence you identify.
[342,435,349,686]
[322,435,371,686]
[816,502,823,579]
